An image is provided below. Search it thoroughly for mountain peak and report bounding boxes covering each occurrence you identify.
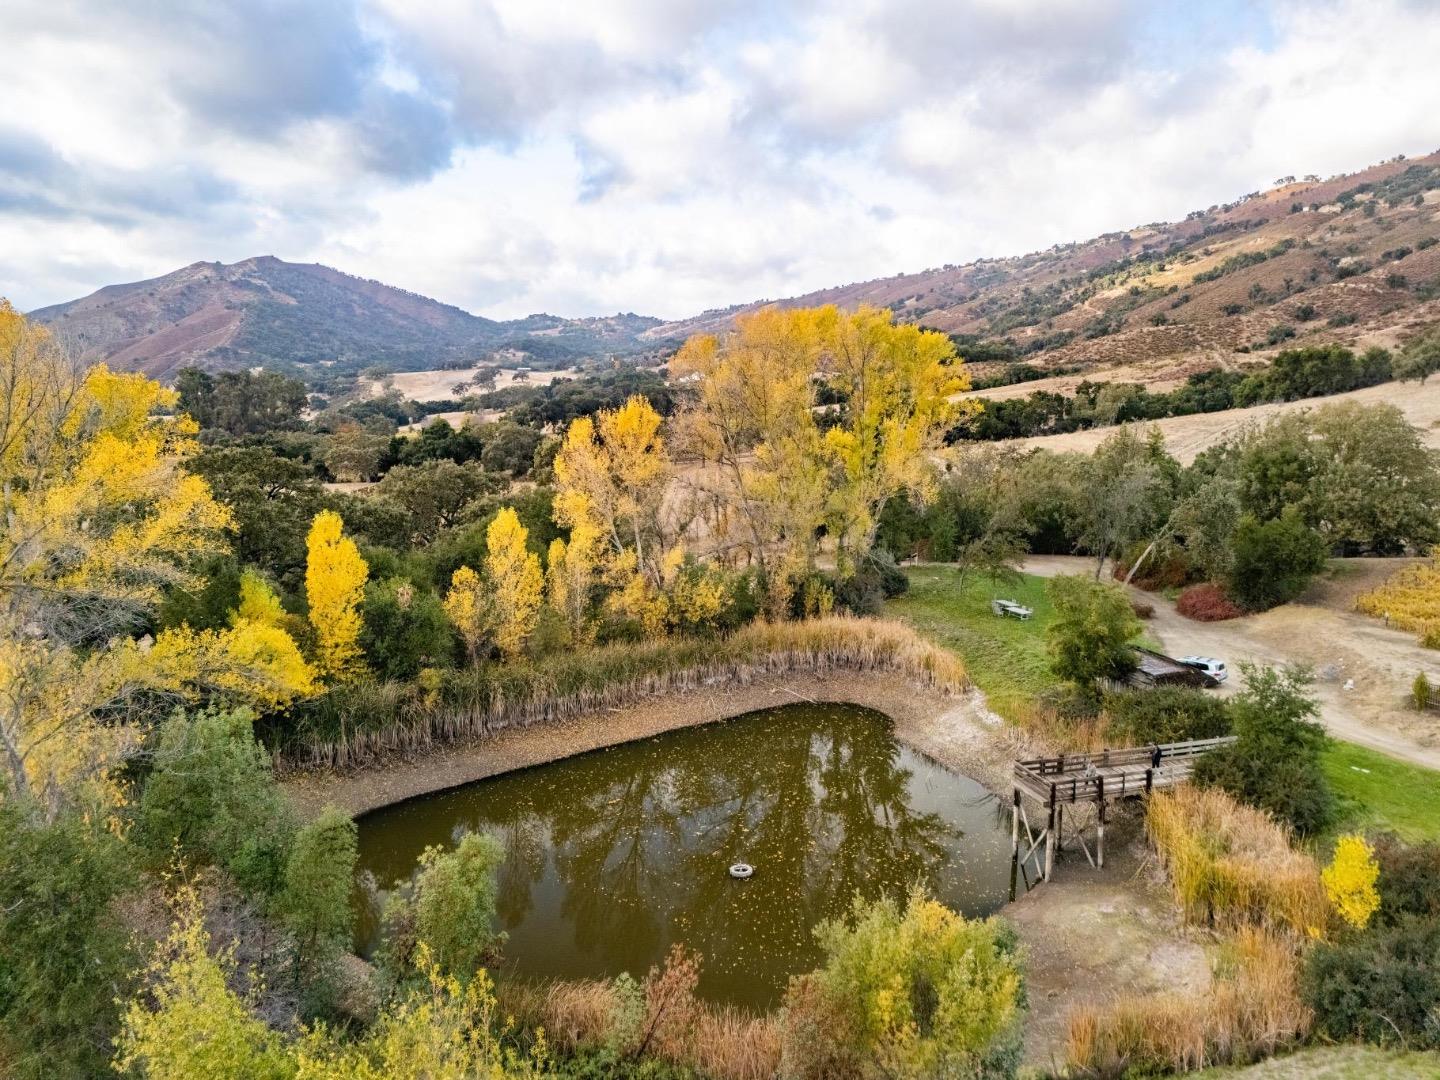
[29,256,657,380]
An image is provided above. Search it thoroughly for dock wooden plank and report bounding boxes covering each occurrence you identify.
[1012,736,1235,807]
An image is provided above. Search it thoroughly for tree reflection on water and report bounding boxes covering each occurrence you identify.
[355,704,1012,1008]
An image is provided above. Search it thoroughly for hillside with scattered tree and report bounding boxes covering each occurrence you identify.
[652,153,1440,387]
[29,256,661,380]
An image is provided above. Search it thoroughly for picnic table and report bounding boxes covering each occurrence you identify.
[990,598,1033,620]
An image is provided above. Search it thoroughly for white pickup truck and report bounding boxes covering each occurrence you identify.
[1177,656,1228,683]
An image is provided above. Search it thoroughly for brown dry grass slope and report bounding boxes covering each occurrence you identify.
[651,152,1440,389]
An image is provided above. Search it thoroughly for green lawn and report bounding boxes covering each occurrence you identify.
[889,565,1440,841]
[885,566,1062,720]
[1324,741,1440,842]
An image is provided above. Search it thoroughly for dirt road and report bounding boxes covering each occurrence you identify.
[1022,555,1440,770]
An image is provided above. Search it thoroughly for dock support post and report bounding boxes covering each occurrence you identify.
[1009,789,1021,900]
[1056,803,1064,859]
[1097,778,1107,870]
[1045,784,1057,881]
[1011,789,1020,854]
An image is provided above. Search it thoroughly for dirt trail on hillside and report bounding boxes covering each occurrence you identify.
[1023,556,1440,769]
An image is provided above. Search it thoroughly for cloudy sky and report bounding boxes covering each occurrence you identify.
[3,0,1439,320]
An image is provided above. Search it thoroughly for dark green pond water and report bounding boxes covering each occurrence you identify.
[354,703,1019,1009]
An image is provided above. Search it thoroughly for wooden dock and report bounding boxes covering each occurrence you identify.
[1009,736,1236,893]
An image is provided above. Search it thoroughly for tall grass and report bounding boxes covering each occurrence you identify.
[1011,698,1113,755]
[495,976,782,1080]
[271,616,968,771]
[1147,786,1328,936]
[1065,927,1311,1075]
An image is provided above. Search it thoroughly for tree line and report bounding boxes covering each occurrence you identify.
[951,340,1440,442]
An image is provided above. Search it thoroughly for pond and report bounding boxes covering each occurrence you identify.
[354,703,1021,1009]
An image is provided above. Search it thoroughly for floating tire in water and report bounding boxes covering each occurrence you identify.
[728,863,754,879]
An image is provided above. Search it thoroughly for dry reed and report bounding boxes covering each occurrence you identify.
[688,1008,783,1080]
[1065,927,1311,1076]
[1011,698,1113,755]
[1147,786,1328,936]
[276,615,968,771]
[494,976,781,1080]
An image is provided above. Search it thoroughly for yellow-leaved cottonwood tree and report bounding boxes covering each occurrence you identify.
[554,395,671,584]
[0,302,312,816]
[486,508,544,658]
[546,520,601,644]
[672,305,832,611]
[305,509,368,682]
[443,565,489,663]
[673,304,970,591]
[820,306,971,571]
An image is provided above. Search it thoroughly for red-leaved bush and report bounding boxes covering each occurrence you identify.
[1176,584,1244,622]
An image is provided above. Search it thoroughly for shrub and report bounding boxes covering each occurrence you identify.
[277,805,358,999]
[1114,542,1191,591]
[1066,928,1309,1074]
[1322,834,1381,930]
[380,832,505,983]
[1192,664,1334,836]
[1226,510,1328,611]
[1147,786,1327,935]
[360,577,456,680]
[137,706,298,901]
[0,805,138,1080]
[1414,672,1432,710]
[781,891,1026,1080]
[551,1049,701,1078]
[1103,687,1232,745]
[1045,575,1142,693]
[1371,834,1440,925]
[626,944,702,1062]
[116,885,555,1077]
[1301,915,1440,1049]
[1176,583,1244,622]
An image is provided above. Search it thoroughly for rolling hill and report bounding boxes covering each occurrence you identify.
[650,152,1440,383]
[30,152,1440,387]
[29,256,661,380]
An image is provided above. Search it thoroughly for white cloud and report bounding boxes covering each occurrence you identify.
[2,0,1439,320]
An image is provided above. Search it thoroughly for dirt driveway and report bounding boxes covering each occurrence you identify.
[1023,555,1440,770]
